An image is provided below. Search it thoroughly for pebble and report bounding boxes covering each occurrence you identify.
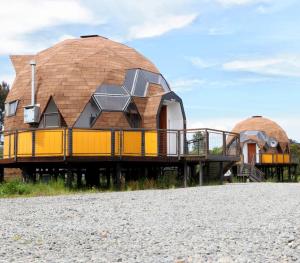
[0,183,299,262]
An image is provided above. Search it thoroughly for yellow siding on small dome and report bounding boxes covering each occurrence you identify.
[72,130,111,156]
[261,154,273,163]
[261,153,290,164]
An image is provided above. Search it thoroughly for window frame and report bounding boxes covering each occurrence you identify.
[5,100,19,117]
[42,112,61,128]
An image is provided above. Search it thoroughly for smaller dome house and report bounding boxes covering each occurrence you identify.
[231,116,290,164]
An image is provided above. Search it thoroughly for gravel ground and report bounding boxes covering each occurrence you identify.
[0,183,299,263]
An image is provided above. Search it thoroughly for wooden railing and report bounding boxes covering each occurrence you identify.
[251,153,292,164]
[1,128,240,160]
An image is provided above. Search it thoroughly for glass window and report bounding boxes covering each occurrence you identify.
[5,100,18,116]
[44,113,60,127]
[125,102,142,128]
[95,84,128,95]
[39,98,61,128]
[132,71,147,97]
[123,69,137,94]
[93,95,130,111]
[74,98,101,128]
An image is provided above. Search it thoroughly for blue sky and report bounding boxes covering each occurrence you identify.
[1,0,300,139]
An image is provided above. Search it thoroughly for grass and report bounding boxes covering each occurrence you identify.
[0,173,298,198]
[0,179,71,198]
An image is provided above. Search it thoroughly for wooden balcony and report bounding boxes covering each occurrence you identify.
[0,128,240,166]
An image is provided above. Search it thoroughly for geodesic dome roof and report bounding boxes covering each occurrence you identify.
[231,116,289,150]
[6,36,171,130]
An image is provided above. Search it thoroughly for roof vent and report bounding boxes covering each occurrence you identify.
[80,35,106,39]
[252,115,262,118]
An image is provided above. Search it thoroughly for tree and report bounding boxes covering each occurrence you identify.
[191,131,205,155]
[0,81,9,129]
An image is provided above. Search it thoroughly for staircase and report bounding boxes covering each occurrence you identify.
[206,161,235,181]
[239,162,265,182]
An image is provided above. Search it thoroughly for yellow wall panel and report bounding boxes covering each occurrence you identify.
[17,131,32,157]
[283,154,290,163]
[122,131,142,156]
[3,134,15,159]
[35,130,64,156]
[114,131,121,155]
[145,131,158,156]
[261,153,291,164]
[275,154,283,163]
[261,154,273,164]
[72,130,111,156]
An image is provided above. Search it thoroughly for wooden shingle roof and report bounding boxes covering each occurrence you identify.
[231,116,289,144]
[5,36,159,130]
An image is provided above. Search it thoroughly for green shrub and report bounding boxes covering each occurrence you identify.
[0,180,31,196]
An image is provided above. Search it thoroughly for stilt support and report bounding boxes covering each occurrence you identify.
[199,161,203,186]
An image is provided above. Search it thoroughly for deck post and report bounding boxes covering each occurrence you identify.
[32,130,36,157]
[199,161,203,186]
[141,130,145,157]
[14,130,18,161]
[111,130,115,157]
[183,161,188,187]
[77,171,82,188]
[222,132,226,156]
[66,169,73,188]
[0,167,4,183]
[219,162,224,183]
[116,163,122,189]
[106,167,111,189]
[68,128,73,157]
[177,130,181,159]
[288,165,292,182]
[205,130,209,157]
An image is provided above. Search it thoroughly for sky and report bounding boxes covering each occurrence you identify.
[0,0,300,140]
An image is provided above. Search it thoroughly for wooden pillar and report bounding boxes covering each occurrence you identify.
[288,166,291,182]
[219,162,224,183]
[85,169,92,187]
[116,163,122,189]
[183,161,188,188]
[0,167,4,183]
[199,161,203,186]
[66,169,73,188]
[106,167,111,189]
[77,171,82,188]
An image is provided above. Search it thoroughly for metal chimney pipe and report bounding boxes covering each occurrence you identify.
[30,60,36,106]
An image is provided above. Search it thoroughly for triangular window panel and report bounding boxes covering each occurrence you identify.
[39,97,62,128]
[74,98,101,128]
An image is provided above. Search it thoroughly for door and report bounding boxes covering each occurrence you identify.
[159,105,167,155]
[247,143,256,164]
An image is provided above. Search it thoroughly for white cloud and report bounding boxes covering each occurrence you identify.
[128,14,197,39]
[170,78,205,92]
[186,57,217,69]
[217,0,272,6]
[188,117,240,131]
[188,116,300,141]
[223,54,300,77]
[275,117,300,141]
[0,0,99,55]
[0,74,15,87]
[0,0,199,54]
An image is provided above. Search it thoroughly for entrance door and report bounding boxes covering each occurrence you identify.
[247,143,256,164]
[159,106,167,155]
